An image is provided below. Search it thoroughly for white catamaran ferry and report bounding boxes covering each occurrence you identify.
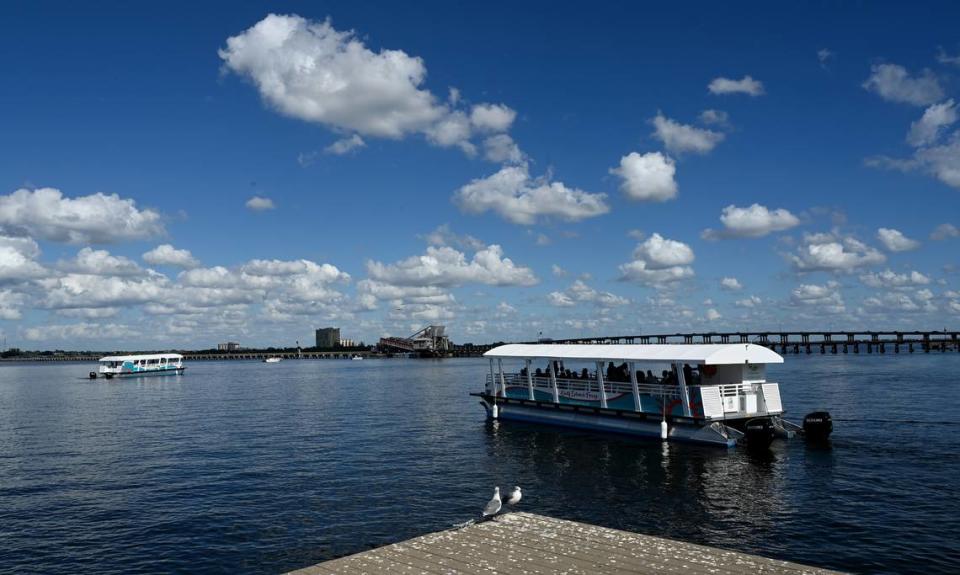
[474,344,832,448]
[96,354,185,379]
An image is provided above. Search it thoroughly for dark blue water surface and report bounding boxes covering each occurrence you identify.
[1,354,959,574]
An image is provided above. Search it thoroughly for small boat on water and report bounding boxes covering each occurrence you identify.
[474,343,831,448]
[351,355,363,361]
[94,354,185,379]
[263,357,282,363]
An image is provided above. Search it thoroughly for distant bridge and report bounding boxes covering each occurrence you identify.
[505,330,960,354]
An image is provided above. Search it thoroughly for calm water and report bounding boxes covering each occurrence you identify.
[1,354,959,574]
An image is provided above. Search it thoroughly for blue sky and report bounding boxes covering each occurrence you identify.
[1,1,959,349]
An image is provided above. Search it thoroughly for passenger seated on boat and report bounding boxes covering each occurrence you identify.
[618,362,629,381]
[520,366,528,377]
[535,368,543,377]
[581,367,590,379]
[636,370,646,383]
[646,369,656,382]
[662,370,678,385]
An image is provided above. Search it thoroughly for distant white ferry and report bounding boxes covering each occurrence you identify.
[263,357,282,363]
[97,354,185,379]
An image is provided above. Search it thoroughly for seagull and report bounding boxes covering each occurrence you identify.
[505,486,522,506]
[481,486,501,519]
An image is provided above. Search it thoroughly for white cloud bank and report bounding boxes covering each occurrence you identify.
[0,187,163,244]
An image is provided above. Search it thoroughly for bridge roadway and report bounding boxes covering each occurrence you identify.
[456,329,960,355]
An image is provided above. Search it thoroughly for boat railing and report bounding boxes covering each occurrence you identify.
[486,373,682,398]
[486,373,782,417]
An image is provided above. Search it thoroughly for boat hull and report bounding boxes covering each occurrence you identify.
[476,394,737,447]
[105,367,186,378]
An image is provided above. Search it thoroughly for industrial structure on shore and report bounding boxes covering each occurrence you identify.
[378,325,451,357]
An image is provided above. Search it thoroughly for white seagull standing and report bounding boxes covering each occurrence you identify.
[481,486,501,519]
[505,486,522,506]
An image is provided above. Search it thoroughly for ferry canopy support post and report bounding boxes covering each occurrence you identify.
[497,358,506,397]
[488,358,495,395]
[548,360,559,403]
[595,361,608,409]
[629,361,641,412]
[674,362,692,417]
[525,359,534,400]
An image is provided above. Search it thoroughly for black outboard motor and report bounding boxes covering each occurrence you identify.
[744,418,775,450]
[803,411,833,441]
[88,371,97,379]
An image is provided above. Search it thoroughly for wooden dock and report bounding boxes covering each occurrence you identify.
[287,512,843,574]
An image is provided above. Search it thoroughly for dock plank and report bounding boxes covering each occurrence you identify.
[287,513,844,575]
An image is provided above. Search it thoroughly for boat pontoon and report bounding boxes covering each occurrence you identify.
[95,354,185,379]
[473,344,830,448]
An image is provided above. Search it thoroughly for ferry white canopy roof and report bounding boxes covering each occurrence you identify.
[99,353,183,362]
[484,344,783,365]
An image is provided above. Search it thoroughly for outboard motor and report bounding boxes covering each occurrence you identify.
[744,418,775,450]
[803,411,833,441]
[88,371,97,379]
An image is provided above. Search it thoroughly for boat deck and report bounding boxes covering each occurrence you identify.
[287,512,843,574]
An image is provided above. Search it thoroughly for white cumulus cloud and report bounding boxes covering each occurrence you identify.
[930,223,959,240]
[876,228,920,252]
[325,134,366,155]
[220,14,515,157]
[619,233,695,286]
[454,165,608,225]
[651,113,724,155]
[610,152,677,202]
[907,100,957,147]
[863,63,944,106]
[708,75,764,96]
[143,244,200,269]
[61,248,141,276]
[789,233,885,272]
[246,196,275,211]
[549,279,629,308]
[720,277,743,291]
[367,244,537,287]
[859,269,930,288]
[702,203,800,239]
[470,104,516,133]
